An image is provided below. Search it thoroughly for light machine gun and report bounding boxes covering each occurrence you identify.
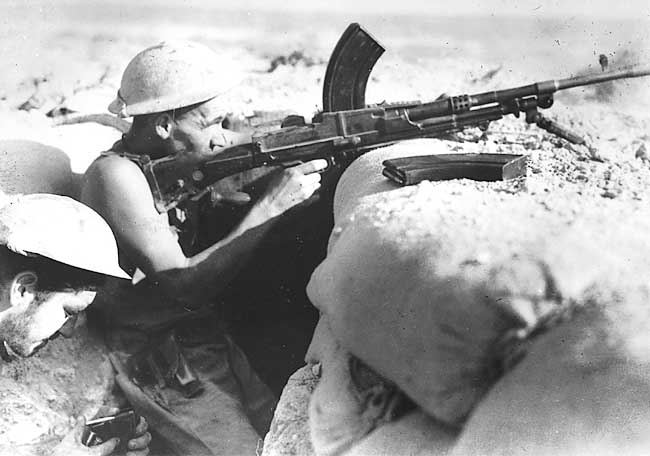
[142,23,650,213]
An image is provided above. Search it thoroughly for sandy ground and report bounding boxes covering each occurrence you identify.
[1,1,650,453]
[0,323,114,455]
[2,3,650,163]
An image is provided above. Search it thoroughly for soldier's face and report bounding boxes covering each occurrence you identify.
[0,269,97,361]
[169,98,236,163]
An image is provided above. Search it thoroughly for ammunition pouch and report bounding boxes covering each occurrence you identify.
[127,331,204,399]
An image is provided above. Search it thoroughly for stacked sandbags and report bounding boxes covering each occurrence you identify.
[454,284,650,456]
[305,138,650,455]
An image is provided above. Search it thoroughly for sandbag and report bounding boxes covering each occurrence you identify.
[0,140,77,196]
[344,410,456,456]
[307,140,650,427]
[452,284,650,456]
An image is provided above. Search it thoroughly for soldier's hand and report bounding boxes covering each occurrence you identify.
[92,406,151,456]
[210,187,252,206]
[125,415,151,456]
[258,159,327,218]
[52,417,119,456]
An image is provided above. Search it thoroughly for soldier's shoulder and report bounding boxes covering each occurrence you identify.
[82,153,151,208]
[85,152,144,182]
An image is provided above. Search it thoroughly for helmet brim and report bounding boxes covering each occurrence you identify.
[108,97,127,118]
[98,263,131,280]
[0,194,132,282]
[35,251,132,280]
[108,86,231,118]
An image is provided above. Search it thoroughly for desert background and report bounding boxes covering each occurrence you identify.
[1,0,650,454]
[2,0,650,168]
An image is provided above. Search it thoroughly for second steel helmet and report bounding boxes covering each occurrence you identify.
[108,40,242,118]
[0,194,130,279]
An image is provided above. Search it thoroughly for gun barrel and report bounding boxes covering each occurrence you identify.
[407,65,650,123]
[554,66,650,90]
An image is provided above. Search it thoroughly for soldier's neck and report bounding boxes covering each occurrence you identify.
[122,130,170,159]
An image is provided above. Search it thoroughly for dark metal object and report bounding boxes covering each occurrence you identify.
[534,113,587,146]
[138,23,650,213]
[322,23,385,112]
[599,54,609,72]
[128,332,204,399]
[381,153,528,186]
[85,409,139,453]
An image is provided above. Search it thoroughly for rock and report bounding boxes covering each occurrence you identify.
[635,143,648,161]
[263,366,318,456]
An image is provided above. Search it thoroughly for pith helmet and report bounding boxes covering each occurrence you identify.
[0,194,130,279]
[108,40,242,118]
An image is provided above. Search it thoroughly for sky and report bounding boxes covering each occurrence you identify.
[214,0,650,19]
[3,0,650,19]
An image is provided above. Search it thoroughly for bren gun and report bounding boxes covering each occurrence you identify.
[139,23,650,212]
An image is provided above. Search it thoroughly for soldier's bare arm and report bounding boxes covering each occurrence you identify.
[81,155,325,304]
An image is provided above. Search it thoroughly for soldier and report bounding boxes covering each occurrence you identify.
[0,193,151,456]
[81,41,327,455]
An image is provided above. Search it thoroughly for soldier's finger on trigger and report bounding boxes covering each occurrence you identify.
[303,173,322,185]
[296,159,328,175]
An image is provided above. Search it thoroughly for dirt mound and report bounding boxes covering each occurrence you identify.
[0,322,113,455]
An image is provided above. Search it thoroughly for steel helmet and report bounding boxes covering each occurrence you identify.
[108,40,242,118]
[0,194,129,279]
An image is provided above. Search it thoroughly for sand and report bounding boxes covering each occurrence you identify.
[1,1,649,453]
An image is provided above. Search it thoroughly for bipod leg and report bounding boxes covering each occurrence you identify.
[534,113,603,161]
[534,113,588,146]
